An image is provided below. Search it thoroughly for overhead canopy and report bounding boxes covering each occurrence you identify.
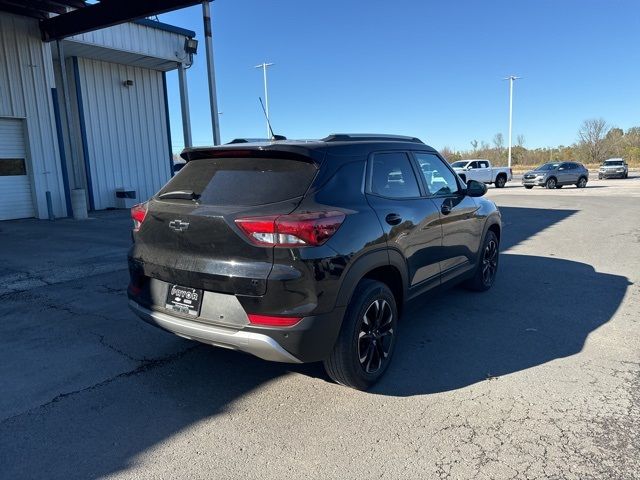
[0,0,85,19]
[0,0,201,41]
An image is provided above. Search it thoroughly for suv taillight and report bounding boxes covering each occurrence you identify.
[131,202,148,232]
[235,211,346,247]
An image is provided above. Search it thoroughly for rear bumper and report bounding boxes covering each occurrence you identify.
[129,300,303,363]
[129,298,346,364]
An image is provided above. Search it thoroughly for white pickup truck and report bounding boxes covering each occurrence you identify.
[451,159,512,188]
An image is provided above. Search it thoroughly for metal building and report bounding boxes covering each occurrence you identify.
[0,2,199,220]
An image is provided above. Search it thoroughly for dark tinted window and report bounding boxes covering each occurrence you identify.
[469,161,479,169]
[0,159,26,176]
[369,152,420,198]
[159,157,317,206]
[414,153,460,196]
[478,161,489,168]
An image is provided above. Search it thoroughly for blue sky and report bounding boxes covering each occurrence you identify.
[159,0,640,152]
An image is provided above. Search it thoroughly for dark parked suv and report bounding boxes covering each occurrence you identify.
[128,134,501,389]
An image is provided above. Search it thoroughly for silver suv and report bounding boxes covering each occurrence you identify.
[522,162,589,189]
[598,158,628,179]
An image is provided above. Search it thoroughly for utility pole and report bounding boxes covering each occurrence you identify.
[202,1,221,145]
[254,62,274,138]
[503,75,521,168]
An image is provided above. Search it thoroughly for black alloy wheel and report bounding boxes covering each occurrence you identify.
[358,299,394,374]
[482,237,498,287]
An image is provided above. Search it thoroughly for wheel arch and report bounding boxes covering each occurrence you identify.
[336,249,408,315]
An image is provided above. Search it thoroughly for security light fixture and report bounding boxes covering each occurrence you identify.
[184,38,198,55]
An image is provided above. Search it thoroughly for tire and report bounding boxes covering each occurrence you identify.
[545,177,557,189]
[625,172,628,179]
[524,185,534,189]
[598,174,603,180]
[495,174,507,188]
[464,230,499,292]
[576,176,587,188]
[323,280,398,390]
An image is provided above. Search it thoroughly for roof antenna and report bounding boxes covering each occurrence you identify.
[259,97,286,141]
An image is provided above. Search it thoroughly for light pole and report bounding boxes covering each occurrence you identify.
[503,75,521,168]
[202,1,221,145]
[254,62,274,138]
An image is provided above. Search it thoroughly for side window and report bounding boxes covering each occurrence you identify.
[369,152,421,198]
[479,161,489,169]
[414,153,460,196]
[468,161,479,169]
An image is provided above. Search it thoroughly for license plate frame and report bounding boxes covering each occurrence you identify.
[165,284,203,317]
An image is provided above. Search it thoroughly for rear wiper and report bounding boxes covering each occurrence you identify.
[158,190,201,200]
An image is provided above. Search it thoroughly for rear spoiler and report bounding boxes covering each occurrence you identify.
[180,145,323,164]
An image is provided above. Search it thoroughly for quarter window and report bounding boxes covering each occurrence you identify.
[414,153,460,196]
[369,152,421,198]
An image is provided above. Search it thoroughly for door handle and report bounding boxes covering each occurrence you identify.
[385,213,402,225]
[441,203,452,215]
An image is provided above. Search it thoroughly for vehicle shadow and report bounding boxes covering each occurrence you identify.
[372,253,629,396]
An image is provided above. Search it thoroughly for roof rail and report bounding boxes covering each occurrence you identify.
[321,133,424,144]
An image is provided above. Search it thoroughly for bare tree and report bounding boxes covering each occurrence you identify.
[470,139,478,151]
[516,134,525,147]
[493,133,504,151]
[578,118,610,163]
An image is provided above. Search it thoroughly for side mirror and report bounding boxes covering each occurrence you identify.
[466,179,487,197]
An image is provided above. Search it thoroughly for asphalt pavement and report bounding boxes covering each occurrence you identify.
[1,177,638,479]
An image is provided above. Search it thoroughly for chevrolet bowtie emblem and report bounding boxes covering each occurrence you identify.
[169,219,190,232]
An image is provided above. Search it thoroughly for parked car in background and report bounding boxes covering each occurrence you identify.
[127,134,502,390]
[522,161,589,189]
[451,159,512,188]
[598,158,628,179]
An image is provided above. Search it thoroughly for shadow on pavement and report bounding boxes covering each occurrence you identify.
[0,206,630,478]
[373,253,629,396]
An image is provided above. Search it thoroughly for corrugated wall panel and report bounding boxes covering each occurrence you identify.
[76,58,170,210]
[69,22,187,65]
[0,12,67,219]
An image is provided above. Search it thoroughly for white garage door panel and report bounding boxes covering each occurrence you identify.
[0,176,35,219]
[0,118,35,220]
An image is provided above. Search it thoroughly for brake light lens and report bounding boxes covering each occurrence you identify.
[131,202,148,232]
[247,314,302,327]
[235,211,345,247]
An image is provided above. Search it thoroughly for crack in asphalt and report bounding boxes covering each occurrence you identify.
[0,344,201,427]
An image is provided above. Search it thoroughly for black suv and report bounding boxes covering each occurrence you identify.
[128,134,501,390]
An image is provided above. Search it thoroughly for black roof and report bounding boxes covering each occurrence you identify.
[181,134,435,162]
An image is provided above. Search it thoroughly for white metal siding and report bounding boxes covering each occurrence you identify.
[0,12,67,219]
[0,118,35,220]
[76,57,171,210]
[68,22,189,65]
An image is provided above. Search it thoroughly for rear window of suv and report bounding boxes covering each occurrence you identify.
[158,157,317,206]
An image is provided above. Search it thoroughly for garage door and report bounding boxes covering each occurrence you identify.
[0,118,35,220]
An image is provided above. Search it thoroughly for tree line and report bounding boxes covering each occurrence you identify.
[442,119,640,168]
